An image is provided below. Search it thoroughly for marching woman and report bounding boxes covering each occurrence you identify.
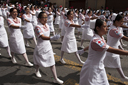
[22,7,37,46]
[7,8,33,66]
[33,12,63,84]
[104,14,128,80]
[81,9,97,49]
[78,9,85,39]
[1,5,8,19]
[60,11,87,64]
[79,19,128,85]
[60,8,66,42]
[46,7,55,36]
[54,8,61,33]
[0,14,12,58]
[30,5,37,27]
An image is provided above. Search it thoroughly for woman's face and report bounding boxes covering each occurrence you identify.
[25,7,30,13]
[116,18,123,27]
[48,8,52,12]
[98,21,108,35]
[39,13,48,25]
[32,6,34,10]
[68,11,74,20]
[11,9,18,18]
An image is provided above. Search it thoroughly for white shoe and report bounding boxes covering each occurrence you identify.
[60,59,66,64]
[35,71,42,78]
[25,43,30,47]
[25,62,33,66]
[79,61,84,65]
[11,58,17,64]
[53,78,64,84]
[53,52,56,55]
[78,49,85,55]
[80,45,85,49]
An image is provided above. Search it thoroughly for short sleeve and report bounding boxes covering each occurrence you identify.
[109,28,124,39]
[7,18,13,26]
[22,14,26,20]
[35,26,44,37]
[91,39,109,52]
[65,20,71,27]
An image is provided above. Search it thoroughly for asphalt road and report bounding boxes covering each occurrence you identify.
[0,21,128,85]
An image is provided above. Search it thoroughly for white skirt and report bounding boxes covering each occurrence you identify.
[9,33,26,54]
[61,37,77,53]
[104,55,121,68]
[79,65,109,85]
[0,32,8,47]
[82,28,94,40]
[33,48,55,67]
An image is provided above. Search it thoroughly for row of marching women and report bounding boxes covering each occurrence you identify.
[1,2,128,85]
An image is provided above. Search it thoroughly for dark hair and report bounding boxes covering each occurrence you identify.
[87,9,92,14]
[38,12,46,19]
[48,7,51,10]
[66,10,73,18]
[10,8,17,13]
[94,19,104,34]
[113,14,123,23]
[30,5,34,10]
[25,6,29,10]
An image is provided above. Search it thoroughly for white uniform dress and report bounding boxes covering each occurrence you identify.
[79,34,110,85]
[22,14,35,38]
[82,15,94,40]
[0,16,9,47]
[1,8,8,18]
[33,22,55,67]
[55,11,60,25]
[46,12,55,32]
[7,17,26,54]
[104,25,124,68]
[61,12,67,36]
[73,13,79,25]
[61,19,77,53]
[30,10,37,26]
[78,13,84,32]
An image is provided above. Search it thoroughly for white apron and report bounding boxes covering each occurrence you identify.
[34,23,55,67]
[7,17,26,54]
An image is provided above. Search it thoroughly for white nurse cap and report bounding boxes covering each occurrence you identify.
[111,13,117,21]
[86,9,89,15]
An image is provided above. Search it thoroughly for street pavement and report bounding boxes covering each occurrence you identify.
[0,22,128,85]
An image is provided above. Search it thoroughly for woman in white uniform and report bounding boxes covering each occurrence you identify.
[46,7,55,36]
[7,8,33,66]
[79,19,128,85]
[78,9,85,38]
[60,11,87,64]
[104,14,128,80]
[22,7,37,46]
[33,12,63,84]
[30,5,37,27]
[1,5,8,19]
[81,9,97,48]
[0,15,11,57]
[54,8,61,33]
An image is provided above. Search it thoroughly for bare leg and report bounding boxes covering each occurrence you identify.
[84,46,89,51]
[51,65,63,84]
[61,36,64,42]
[53,31,55,36]
[33,37,37,45]
[80,39,84,48]
[23,53,33,66]
[11,52,17,63]
[25,38,29,46]
[60,51,66,64]
[5,46,12,57]
[75,52,84,64]
[35,65,41,77]
[117,67,128,80]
